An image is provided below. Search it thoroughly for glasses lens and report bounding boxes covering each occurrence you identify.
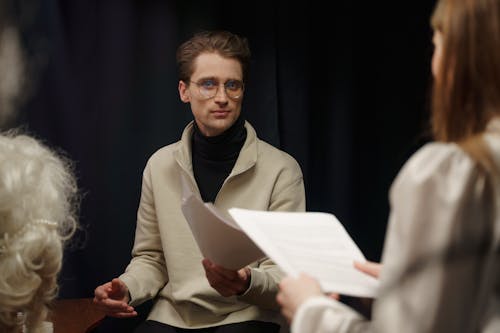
[193,79,244,99]
[224,80,243,99]
[197,79,217,98]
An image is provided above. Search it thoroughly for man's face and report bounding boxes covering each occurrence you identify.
[178,52,244,137]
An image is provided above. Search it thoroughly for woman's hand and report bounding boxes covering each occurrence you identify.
[354,260,381,278]
[276,274,323,323]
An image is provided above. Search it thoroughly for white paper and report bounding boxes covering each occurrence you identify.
[228,208,379,298]
[180,191,265,270]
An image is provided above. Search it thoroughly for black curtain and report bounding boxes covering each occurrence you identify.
[10,0,436,298]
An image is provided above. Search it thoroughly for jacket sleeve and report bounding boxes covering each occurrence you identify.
[119,160,169,306]
[238,158,306,310]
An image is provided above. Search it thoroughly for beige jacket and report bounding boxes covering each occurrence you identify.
[291,119,500,333]
[120,121,305,329]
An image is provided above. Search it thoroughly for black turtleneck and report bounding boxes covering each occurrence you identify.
[192,116,247,203]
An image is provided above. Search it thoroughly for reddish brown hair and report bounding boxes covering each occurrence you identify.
[431,0,500,173]
[176,30,251,83]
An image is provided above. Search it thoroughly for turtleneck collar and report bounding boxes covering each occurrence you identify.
[192,116,247,161]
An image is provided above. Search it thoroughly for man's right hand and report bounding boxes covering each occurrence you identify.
[93,278,137,318]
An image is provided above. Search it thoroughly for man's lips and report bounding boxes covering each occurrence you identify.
[211,110,230,117]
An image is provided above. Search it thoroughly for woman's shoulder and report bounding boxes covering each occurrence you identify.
[402,141,473,177]
[389,142,478,201]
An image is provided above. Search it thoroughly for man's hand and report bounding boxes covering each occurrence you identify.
[93,278,137,318]
[202,259,251,297]
[276,273,323,323]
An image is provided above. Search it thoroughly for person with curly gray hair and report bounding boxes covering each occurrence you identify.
[0,132,79,333]
[0,1,80,331]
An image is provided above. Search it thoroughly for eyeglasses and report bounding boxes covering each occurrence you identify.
[188,78,244,100]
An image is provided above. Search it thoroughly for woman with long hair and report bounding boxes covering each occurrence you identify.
[277,0,500,331]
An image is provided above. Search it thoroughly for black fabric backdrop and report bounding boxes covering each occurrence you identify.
[10,0,436,298]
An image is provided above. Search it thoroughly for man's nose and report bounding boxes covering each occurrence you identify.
[214,84,229,101]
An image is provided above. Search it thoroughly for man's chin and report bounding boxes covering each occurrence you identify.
[207,119,235,135]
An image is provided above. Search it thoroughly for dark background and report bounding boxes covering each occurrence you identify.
[8,0,436,299]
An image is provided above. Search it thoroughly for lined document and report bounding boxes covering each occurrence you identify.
[228,208,379,297]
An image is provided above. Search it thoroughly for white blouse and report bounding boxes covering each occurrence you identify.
[291,119,500,333]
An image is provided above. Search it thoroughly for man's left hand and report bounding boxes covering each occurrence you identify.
[202,258,251,297]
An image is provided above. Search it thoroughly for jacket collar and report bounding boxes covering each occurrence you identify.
[174,120,258,178]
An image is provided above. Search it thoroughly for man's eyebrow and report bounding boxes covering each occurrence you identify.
[195,76,242,82]
[196,76,217,81]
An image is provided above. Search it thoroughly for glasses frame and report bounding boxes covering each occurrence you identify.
[188,79,245,100]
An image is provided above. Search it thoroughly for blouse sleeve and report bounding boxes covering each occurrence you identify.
[373,142,493,333]
[291,296,371,333]
[291,142,494,333]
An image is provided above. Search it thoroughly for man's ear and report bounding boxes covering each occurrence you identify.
[178,80,190,103]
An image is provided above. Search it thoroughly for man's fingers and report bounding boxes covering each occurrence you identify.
[94,283,112,299]
[102,298,131,310]
[213,267,238,280]
[111,278,125,291]
[110,311,138,318]
[99,308,138,318]
[93,297,131,311]
[93,298,137,318]
[205,268,240,294]
[202,259,238,280]
[94,290,107,300]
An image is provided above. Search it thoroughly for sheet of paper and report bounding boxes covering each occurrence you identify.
[228,208,379,297]
[180,192,265,270]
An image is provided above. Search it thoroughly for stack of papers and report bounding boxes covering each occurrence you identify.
[181,191,379,297]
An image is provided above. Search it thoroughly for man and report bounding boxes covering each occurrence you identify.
[94,30,305,333]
